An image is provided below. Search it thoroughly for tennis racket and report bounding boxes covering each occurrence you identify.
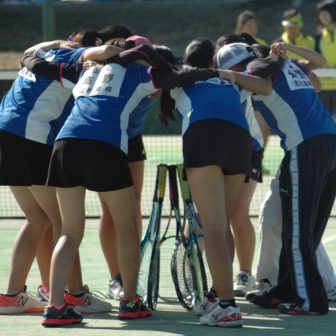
[157,165,181,303]
[137,164,168,310]
[173,164,208,309]
[170,164,193,310]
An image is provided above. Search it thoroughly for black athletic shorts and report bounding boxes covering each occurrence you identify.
[127,135,147,162]
[246,149,264,182]
[47,138,133,192]
[183,119,252,175]
[318,90,336,117]
[0,130,52,186]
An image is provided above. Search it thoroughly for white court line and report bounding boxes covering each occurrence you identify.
[322,234,336,244]
[244,326,284,330]
[243,316,281,321]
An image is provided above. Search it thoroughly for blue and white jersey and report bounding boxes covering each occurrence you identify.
[252,60,336,151]
[35,47,86,65]
[56,63,157,153]
[170,78,249,135]
[127,96,155,140]
[0,47,85,145]
[240,89,264,152]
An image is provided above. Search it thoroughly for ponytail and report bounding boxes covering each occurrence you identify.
[159,89,176,126]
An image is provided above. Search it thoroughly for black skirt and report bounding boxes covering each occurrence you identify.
[47,138,133,192]
[0,130,52,186]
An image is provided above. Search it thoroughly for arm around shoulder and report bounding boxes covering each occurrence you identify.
[81,45,123,62]
[221,70,273,95]
[24,40,67,56]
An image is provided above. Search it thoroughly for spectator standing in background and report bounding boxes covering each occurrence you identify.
[235,10,268,46]
[316,0,336,118]
[274,9,315,59]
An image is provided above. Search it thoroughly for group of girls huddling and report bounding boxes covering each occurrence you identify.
[0,23,335,329]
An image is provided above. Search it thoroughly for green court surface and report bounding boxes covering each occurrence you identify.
[0,218,336,336]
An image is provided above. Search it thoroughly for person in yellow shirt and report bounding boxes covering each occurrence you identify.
[316,0,336,117]
[235,10,268,46]
[274,9,315,59]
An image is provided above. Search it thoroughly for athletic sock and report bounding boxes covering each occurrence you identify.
[5,290,23,297]
[219,299,236,309]
[208,288,218,297]
[114,273,123,286]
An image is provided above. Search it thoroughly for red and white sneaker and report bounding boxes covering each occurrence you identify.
[37,284,50,302]
[200,305,243,328]
[64,286,112,314]
[193,295,219,316]
[0,286,46,314]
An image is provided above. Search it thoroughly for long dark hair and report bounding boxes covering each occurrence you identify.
[184,38,215,68]
[216,34,243,48]
[99,25,133,43]
[153,45,177,126]
[68,30,102,47]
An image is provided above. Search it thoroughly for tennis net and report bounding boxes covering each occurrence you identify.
[0,69,335,218]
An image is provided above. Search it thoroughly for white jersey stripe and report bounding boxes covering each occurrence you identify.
[25,81,71,143]
[244,96,264,149]
[119,81,155,153]
[170,88,192,135]
[254,90,304,150]
[290,148,310,310]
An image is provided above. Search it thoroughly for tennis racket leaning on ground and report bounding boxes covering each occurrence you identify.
[137,164,168,310]
[171,164,208,310]
[156,164,183,304]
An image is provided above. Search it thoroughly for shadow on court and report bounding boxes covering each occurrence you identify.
[0,299,335,336]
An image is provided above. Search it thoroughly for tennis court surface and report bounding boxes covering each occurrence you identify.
[0,218,335,336]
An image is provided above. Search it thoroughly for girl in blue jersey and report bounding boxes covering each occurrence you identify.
[100,44,181,300]
[215,41,267,298]
[248,43,336,315]
[164,38,272,328]
[98,37,155,300]
[25,44,234,326]
[0,31,117,316]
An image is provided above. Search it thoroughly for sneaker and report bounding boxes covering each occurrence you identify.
[245,279,272,302]
[193,289,219,316]
[0,286,46,314]
[37,284,50,302]
[233,271,255,297]
[42,304,83,327]
[278,302,324,316]
[327,287,336,302]
[252,291,282,308]
[118,295,152,319]
[199,304,243,328]
[64,285,112,314]
[107,276,124,300]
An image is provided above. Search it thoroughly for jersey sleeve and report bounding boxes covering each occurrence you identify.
[150,67,219,89]
[106,45,171,70]
[21,55,82,89]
